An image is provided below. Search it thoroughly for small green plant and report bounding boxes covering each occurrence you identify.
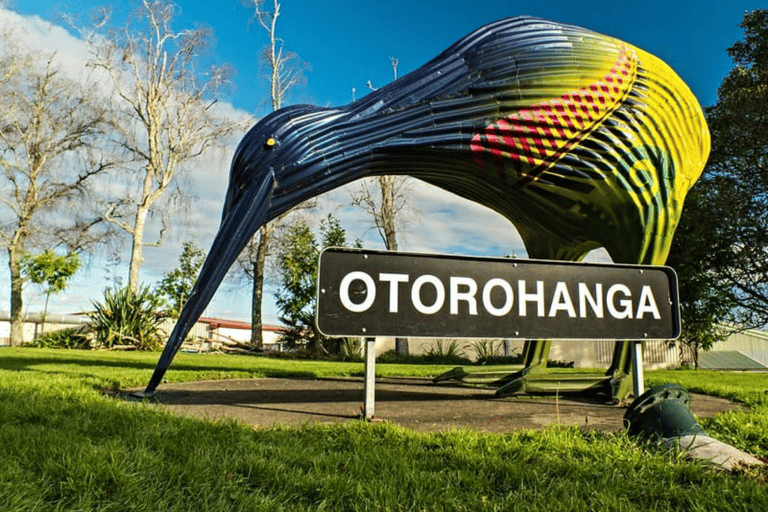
[88,285,165,350]
[31,326,92,349]
[468,339,503,362]
[426,339,466,358]
[338,337,363,361]
[376,349,472,365]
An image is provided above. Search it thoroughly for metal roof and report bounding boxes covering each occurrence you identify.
[699,350,768,370]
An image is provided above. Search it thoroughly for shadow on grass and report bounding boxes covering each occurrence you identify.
[128,378,496,408]
[0,355,155,371]
[0,353,320,376]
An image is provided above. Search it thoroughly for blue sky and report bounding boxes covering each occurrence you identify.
[18,0,757,113]
[3,0,760,324]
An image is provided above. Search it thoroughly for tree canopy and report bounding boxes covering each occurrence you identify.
[154,241,205,318]
[669,9,768,358]
[275,215,357,354]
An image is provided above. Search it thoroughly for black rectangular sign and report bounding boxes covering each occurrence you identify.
[316,248,680,340]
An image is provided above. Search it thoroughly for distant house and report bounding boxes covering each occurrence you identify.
[698,328,768,370]
[178,317,284,351]
[0,312,284,349]
[0,312,90,344]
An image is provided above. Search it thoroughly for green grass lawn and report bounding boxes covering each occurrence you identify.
[0,347,456,391]
[1,347,767,511]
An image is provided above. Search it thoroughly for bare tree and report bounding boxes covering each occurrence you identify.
[248,0,308,112]
[350,176,414,251]
[354,57,412,251]
[0,42,112,345]
[76,0,238,290]
[238,0,309,348]
[352,57,415,355]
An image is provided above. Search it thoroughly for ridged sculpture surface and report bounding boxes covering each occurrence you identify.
[144,16,709,394]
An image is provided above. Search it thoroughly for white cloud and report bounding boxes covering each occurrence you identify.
[0,8,93,81]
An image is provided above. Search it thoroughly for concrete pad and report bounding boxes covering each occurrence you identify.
[139,377,746,433]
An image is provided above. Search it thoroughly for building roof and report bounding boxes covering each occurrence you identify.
[197,317,283,332]
[699,350,768,371]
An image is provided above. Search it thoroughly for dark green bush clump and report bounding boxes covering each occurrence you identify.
[377,350,473,366]
[31,326,91,349]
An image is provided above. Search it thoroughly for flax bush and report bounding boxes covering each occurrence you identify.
[88,285,165,350]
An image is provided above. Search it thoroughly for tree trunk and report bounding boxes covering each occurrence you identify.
[379,175,398,252]
[128,205,149,291]
[250,223,275,348]
[8,247,24,346]
[379,175,409,355]
[250,252,265,348]
[42,291,51,336]
[395,338,409,356]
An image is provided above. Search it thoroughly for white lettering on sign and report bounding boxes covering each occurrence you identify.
[450,277,478,315]
[335,271,663,320]
[518,280,544,317]
[483,278,514,316]
[579,283,604,318]
[637,286,661,319]
[379,273,408,313]
[412,275,445,315]
[339,271,376,312]
[549,281,577,318]
[607,284,632,319]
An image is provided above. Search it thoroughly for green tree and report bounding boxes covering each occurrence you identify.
[21,250,81,334]
[275,215,356,355]
[669,9,768,362]
[154,241,205,318]
[275,219,318,349]
[702,9,768,328]
[667,187,736,367]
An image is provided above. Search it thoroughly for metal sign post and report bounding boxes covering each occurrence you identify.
[364,337,376,419]
[632,341,645,397]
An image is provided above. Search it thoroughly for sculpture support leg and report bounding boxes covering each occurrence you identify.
[489,339,635,400]
[605,340,635,401]
[434,338,637,401]
[522,339,552,369]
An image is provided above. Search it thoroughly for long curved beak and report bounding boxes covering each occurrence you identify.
[141,171,276,395]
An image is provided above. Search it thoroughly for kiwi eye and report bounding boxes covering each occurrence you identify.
[264,137,277,150]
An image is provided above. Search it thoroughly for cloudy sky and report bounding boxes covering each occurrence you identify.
[1,0,757,325]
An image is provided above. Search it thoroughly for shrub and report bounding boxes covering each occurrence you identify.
[88,285,165,350]
[377,349,473,366]
[425,339,467,359]
[338,337,363,361]
[32,326,92,349]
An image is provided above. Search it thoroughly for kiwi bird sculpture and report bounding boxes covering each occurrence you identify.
[143,16,709,396]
